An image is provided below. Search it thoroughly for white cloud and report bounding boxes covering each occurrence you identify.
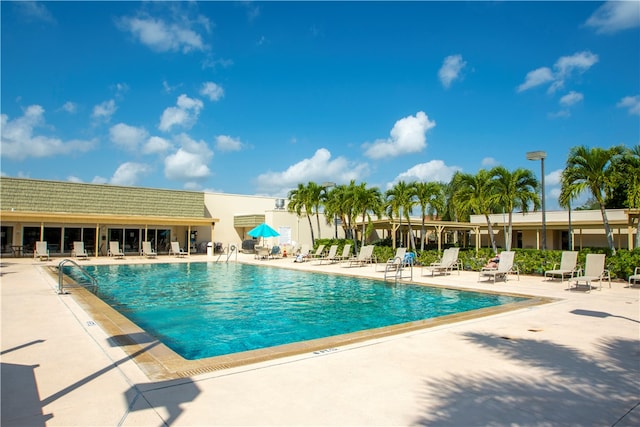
[517,51,598,93]
[15,1,55,23]
[109,123,149,151]
[164,133,213,185]
[92,99,117,122]
[617,95,640,116]
[363,111,436,159]
[158,94,203,132]
[438,54,467,89]
[215,135,243,152]
[1,105,95,160]
[254,148,369,196]
[61,101,77,114]
[559,91,584,106]
[546,169,563,186]
[200,82,224,101]
[117,13,209,53]
[481,157,498,167]
[585,1,640,34]
[110,162,151,186]
[143,136,172,154]
[517,67,554,92]
[390,160,461,188]
[548,110,571,119]
[66,176,84,183]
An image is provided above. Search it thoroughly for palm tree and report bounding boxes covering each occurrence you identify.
[287,183,315,245]
[560,145,625,255]
[491,166,540,251]
[306,181,324,240]
[609,144,640,248]
[385,181,418,250]
[413,181,446,251]
[452,170,499,254]
[353,182,384,250]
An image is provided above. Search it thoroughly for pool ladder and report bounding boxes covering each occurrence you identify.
[383,257,413,282]
[215,244,238,263]
[57,259,98,295]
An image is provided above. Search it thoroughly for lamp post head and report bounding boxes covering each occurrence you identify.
[322,181,336,188]
[526,151,547,161]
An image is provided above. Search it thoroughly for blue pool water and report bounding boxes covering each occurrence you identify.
[72,263,526,360]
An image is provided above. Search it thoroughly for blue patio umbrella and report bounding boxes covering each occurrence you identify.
[247,222,280,245]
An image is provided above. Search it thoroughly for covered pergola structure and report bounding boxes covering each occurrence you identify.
[365,218,481,252]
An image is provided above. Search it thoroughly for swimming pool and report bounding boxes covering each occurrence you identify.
[70,262,528,361]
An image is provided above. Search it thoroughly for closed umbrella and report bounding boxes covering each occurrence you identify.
[247,223,280,246]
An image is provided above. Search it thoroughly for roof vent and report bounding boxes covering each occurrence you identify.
[275,199,285,209]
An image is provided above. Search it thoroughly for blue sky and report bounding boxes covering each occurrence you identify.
[1,1,639,210]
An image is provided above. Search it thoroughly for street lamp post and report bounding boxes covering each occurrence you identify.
[526,151,547,250]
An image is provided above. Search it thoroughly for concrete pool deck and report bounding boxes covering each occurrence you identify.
[1,253,639,426]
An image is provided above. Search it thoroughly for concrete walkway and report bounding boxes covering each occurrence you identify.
[1,253,639,426]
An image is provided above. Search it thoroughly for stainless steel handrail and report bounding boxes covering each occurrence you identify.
[57,259,98,295]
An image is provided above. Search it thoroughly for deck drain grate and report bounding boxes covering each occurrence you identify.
[177,365,232,377]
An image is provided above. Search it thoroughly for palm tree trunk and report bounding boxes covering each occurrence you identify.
[406,215,417,251]
[484,214,498,254]
[307,215,315,246]
[507,211,513,251]
[316,212,322,239]
[599,203,616,255]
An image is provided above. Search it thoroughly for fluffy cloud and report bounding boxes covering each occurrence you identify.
[200,82,224,101]
[1,105,95,160]
[255,148,368,196]
[117,12,209,53]
[143,136,172,154]
[215,135,243,152]
[363,111,436,159]
[438,54,467,89]
[617,95,640,116]
[517,51,598,93]
[559,91,584,106]
[164,133,213,185]
[109,123,149,151]
[545,169,563,186]
[390,160,461,187]
[61,101,77,114]
[158,94,203,132]
[481,157,499,167]
[15,1,55,23]
[585,1,640,34]
[92,99,117,122]
[110,162,151,186]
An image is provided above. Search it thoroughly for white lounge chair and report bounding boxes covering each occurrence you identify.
[629,267,640,288]
[34,241,50,261]
[345,245,375,267]
[108,241,125,259]
[570,253,610,292]
[255,246,270,260]
[545,251,579,283]
[317,245,339,265]
[142,241,157,258]
[478,251,517,283]
[423,247,461,277]
[336,244,352,262]
[169,241,187,257]
[308,244,326,260]
[72,241,88,260]
[269,245,282,259]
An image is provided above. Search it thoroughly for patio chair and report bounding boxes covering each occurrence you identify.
[169,241,188,258]
[478,251,516,283]
[108,241,125,259]
[34,241,50,261]
[335,244,352,262]
[308,244,326,260]
[345,245,375,267]
[545,251,579,283]
[255,246,270,260]
[317,245,339,265]
[269,245,282,259]
[72,241,89,260]
[423,247,461,277]
[629,267,640,288]
[570,253,610,292]
[142,241,157,258]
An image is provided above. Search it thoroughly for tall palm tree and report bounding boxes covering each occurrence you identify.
[306,181,324,240]
[491,166,540,251]
[560,145,625,255]
[609,144,640,247]
[385,181,418,250]
[287,183,315,245]
[452,170,499,253]
[353,182,384,250]
[413,181,445,251]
